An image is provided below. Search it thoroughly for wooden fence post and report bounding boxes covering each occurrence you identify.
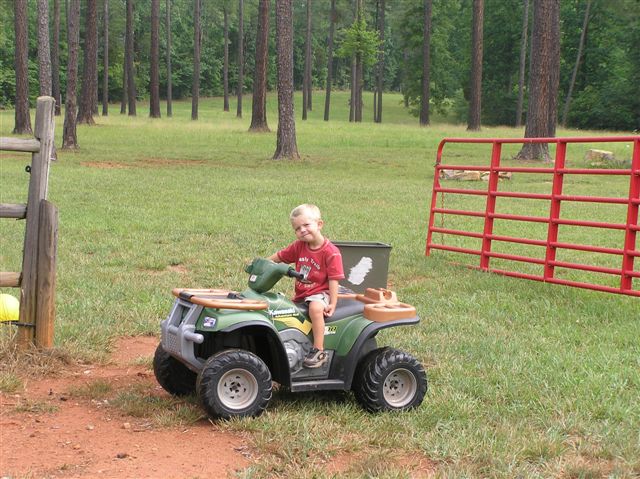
[17,96,55,348]
[35,200,58,348]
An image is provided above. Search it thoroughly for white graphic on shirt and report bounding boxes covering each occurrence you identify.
[299,265,312,283]
[348,257,373,285]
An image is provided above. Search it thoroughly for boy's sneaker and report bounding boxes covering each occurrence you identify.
[303,348,328,368]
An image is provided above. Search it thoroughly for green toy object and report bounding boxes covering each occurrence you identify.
[154,258,427,420]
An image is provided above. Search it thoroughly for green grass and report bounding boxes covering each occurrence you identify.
[66,378,114,399]
[0,370,21,393]
[1,91,638,478]
[13,398,59,414]
[110,382,204,427]
[63,377,204,428]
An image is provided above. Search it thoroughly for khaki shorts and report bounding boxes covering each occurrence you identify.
[304,292,330,307]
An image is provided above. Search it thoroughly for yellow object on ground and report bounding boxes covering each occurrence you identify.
[0,294,20,322]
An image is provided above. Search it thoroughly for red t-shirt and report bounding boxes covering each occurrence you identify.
[277,238,345,302]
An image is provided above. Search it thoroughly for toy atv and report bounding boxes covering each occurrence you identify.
[153,258,427,420]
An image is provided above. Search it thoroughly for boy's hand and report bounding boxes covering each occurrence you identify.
[324,304,336,317]
[325,280,339,318]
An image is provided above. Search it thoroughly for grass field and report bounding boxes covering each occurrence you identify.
[1,91,638,478]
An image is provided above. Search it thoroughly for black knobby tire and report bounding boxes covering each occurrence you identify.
[353,347,427,412]
[196,349,272,420]
[153,343,197,396]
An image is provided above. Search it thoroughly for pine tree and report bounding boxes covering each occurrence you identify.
[515,0,560,161]
[249,0,270,132]
[273,0,299,160]
[77,0,98,124]
[150,0,161,118]
[13,0,32,134]
[63,0,81,148]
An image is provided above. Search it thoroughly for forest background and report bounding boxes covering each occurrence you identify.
[0,0,638,132]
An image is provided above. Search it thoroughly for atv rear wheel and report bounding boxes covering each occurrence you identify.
[353,347,427,412]
[196,349,272,420]
[153,343,197,396]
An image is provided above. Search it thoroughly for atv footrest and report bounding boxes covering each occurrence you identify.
[290,379,346,392]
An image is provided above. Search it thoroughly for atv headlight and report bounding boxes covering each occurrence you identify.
[202,316,217,328]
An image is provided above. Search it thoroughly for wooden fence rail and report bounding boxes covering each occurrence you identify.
[0,272,21,288]
[0,137,40,152]
[0,96,57,348]
[0,203,28,219]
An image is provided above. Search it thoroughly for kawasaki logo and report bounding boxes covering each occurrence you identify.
[269,308,298,318]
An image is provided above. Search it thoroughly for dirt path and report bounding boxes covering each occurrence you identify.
[0,337,250,479]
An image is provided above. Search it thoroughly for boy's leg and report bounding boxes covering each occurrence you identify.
[307,300,325,350]
[304,299,328,368]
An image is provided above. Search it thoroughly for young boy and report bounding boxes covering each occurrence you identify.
[268,204,344,368]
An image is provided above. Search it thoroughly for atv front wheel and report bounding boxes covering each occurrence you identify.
[353,347,427,412]
[153,343,197,396]
[196,349,272,420]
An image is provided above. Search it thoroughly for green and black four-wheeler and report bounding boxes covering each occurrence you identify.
[153,258,427,420]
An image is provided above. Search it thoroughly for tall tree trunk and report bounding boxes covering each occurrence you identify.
[373,89,377,120]
[223,6,229,112]
[419,0,432,126]
[37,0,56,159]
[349,56,355,122]
[52,0,62,115]
[273,0,299,160]
[121,53,128,114]
[323,0,336,121]
[375,0,385,123]
[78,0,98,124]
[373,0,378,122]
[515,0,560,161]
[302,71,307,120]
[467,0,484,131]
[13,0,32,134]
[63,0,80,148]
[126,0,137,116]
[546,1,561,136]
[236,0,244,118]
[166,0,173,117]
[37,0,52,96]
[149,0,161,117]
[102,0,109,116]
[515,0,529,127]
[349,0,357,123]
[302,0,311,120]
[305,0,312,111]
[403,48,409,108]
[354,0,363,122]
[355,51,362,122]
[561,0,591,126]
[93,51,99,115]
[191,0,201,120]
[249,0,270,132]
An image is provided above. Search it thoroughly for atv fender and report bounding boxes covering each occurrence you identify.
[203,315,292,388]
[335,316,420,389]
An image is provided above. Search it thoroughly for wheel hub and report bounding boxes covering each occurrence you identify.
[383,368,417,408]
[218,368,259,410]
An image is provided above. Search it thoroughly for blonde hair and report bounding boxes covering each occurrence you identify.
[290,204,322,222]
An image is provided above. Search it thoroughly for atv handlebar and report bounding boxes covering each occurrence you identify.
[286,268,306,281]
[246,258,308,293]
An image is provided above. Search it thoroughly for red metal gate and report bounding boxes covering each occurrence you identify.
[426,136,640,297]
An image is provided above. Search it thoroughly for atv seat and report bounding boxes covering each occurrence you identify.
[295,297,365,323]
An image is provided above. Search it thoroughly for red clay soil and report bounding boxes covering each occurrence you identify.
[0,337,250,479]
